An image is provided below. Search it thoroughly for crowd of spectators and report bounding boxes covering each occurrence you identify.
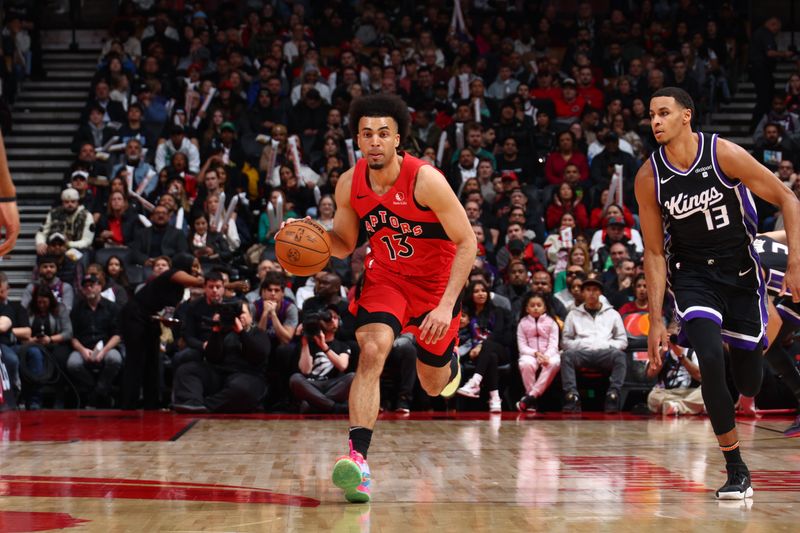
[3,0,800,414]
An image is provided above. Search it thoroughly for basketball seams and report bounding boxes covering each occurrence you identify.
[275,219,332,276]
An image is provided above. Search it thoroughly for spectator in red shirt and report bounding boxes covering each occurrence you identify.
[553,78,586,123]
[576,66,604,110]
[546,181,588,231]
[544,130,589,185]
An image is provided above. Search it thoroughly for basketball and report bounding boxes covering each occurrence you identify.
[275,219,332,276]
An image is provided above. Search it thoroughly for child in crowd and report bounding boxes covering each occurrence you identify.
[516,293,561,412]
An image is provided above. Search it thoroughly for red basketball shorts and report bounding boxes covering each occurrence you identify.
[349,263,460,367]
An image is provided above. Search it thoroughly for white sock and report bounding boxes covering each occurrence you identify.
[471,373,483,385]
[489,389,500,400]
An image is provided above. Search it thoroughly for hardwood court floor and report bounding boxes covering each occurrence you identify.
[0,410,799,532]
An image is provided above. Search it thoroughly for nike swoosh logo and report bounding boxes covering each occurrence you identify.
[660,174,676,184]
[356,194,369,199]
[739,267,753,277]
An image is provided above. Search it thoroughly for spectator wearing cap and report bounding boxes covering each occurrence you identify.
[590,214,643,270]
[35,188,95,257]
[553,78,586,125]
[155,124,201,174]
[133,82,168,135]
[111,138,157,195]
[588,131,638,209]
[22,254,76,312]
[544,130,589,186]
[68,273,123,408]
[41,233,81,287]
[66,169,99,213]
[560,277,628,413]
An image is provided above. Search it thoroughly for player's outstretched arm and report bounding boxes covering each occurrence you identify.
[415,165,477,344]
[0,130,19,256]
[634,160,669,370]
[329,169,360,259]
[717,138,800,302]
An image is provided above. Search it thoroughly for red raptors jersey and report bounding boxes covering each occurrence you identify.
[350,152,456,279]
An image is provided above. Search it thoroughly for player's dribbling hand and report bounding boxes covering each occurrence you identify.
[419,304,451,345]
[781,260,800,303]
[647,321,669,373]
[278,215,312,232]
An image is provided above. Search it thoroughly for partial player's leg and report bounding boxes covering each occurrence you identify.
[684,318,753,499]
[764,304,800,435]
[332,322,396,503]
[405,304,462,398]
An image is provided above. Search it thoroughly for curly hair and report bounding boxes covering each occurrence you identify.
[349,93,410,143]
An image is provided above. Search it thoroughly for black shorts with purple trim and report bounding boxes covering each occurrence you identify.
[669,253,767,351]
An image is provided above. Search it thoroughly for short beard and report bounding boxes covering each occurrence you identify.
[368,162,385,170]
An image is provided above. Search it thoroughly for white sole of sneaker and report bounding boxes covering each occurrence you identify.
[716,486,754,500]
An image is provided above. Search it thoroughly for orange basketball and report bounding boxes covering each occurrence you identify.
[275,219,332,277]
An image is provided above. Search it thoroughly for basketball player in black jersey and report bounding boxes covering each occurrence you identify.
[752,231,800,436]
[635,87,800,499]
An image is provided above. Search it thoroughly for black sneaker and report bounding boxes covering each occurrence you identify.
[715,464,754,500]
[604,390,620,414]
[562,392,581,413]
[395,398,411,414]
[516,395,537,412]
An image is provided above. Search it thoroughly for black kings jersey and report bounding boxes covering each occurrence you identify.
[753,235,790,297]
[651,132,757,263]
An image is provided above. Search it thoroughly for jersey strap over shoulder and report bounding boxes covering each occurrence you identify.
[650,132,757,263]
[350,152,456,278]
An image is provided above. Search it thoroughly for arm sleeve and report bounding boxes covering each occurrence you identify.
[35,212,53,246]
[62,284,75,312]
[544,317,560,359]
[188,144,201,174]
[154,144,167,172]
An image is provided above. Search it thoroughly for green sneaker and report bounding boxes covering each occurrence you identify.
[332,440,371,503]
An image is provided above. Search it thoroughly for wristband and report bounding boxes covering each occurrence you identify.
[0,196,16,203]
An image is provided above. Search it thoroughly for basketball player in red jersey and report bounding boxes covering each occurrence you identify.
[287,94,476,503]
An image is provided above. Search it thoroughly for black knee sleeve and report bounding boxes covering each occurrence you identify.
[729,344,764,398]
[685,319,736,435]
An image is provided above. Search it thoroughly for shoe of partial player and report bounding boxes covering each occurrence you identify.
[662,400,680,416]
[488,396,502,413]
[332,440,372,503]
[562,392,581,413]
[440,353,461,398]
[604,389,620,414]
[395,397,411,414]
[457,376,481,398]
[516,395,537,413]
[715,464,754,500]
[784,414,800,437]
